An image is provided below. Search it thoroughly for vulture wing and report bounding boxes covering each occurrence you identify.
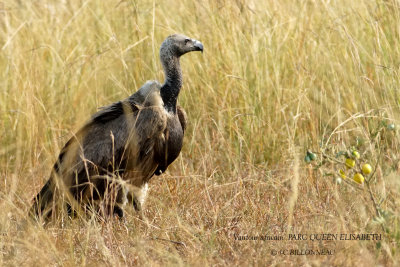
[31,81,167,217]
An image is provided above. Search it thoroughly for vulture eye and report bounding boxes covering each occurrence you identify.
[184,38,190,44]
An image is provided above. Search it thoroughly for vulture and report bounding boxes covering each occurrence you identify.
[30,34,203,220]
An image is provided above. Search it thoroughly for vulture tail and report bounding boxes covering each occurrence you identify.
[29,178,54,219]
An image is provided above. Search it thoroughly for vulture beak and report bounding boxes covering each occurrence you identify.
[193,40,204,53]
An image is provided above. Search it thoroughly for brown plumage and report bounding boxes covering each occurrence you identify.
[30,34,203,220]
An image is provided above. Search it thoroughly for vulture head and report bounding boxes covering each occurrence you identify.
[159,34,203,112]
[160,34,204,58]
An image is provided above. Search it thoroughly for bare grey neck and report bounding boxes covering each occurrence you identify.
[160,55,182,113]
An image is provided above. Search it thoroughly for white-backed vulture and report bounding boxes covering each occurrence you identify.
[30,34,204,220]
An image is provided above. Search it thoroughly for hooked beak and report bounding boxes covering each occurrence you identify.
[193,40,204,53]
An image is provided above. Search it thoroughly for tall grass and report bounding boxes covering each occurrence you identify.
[1,0,400,265]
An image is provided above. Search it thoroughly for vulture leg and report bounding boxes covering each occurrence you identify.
[127,191,142,211]
[126,183,149,211]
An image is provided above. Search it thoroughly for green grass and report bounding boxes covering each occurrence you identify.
[1,0,400,265]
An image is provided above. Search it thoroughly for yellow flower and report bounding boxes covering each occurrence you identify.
[345,158,355,169]
[339,169,346,179]
[352,150,360,159]
[362,164,372,175]
[353,173,365,184]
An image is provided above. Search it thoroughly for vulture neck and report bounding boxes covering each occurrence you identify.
[160,55,182,113]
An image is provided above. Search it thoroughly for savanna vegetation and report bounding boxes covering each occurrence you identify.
[1,0,400,265]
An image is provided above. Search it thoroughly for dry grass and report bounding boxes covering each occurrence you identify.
[1,0,400,265]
